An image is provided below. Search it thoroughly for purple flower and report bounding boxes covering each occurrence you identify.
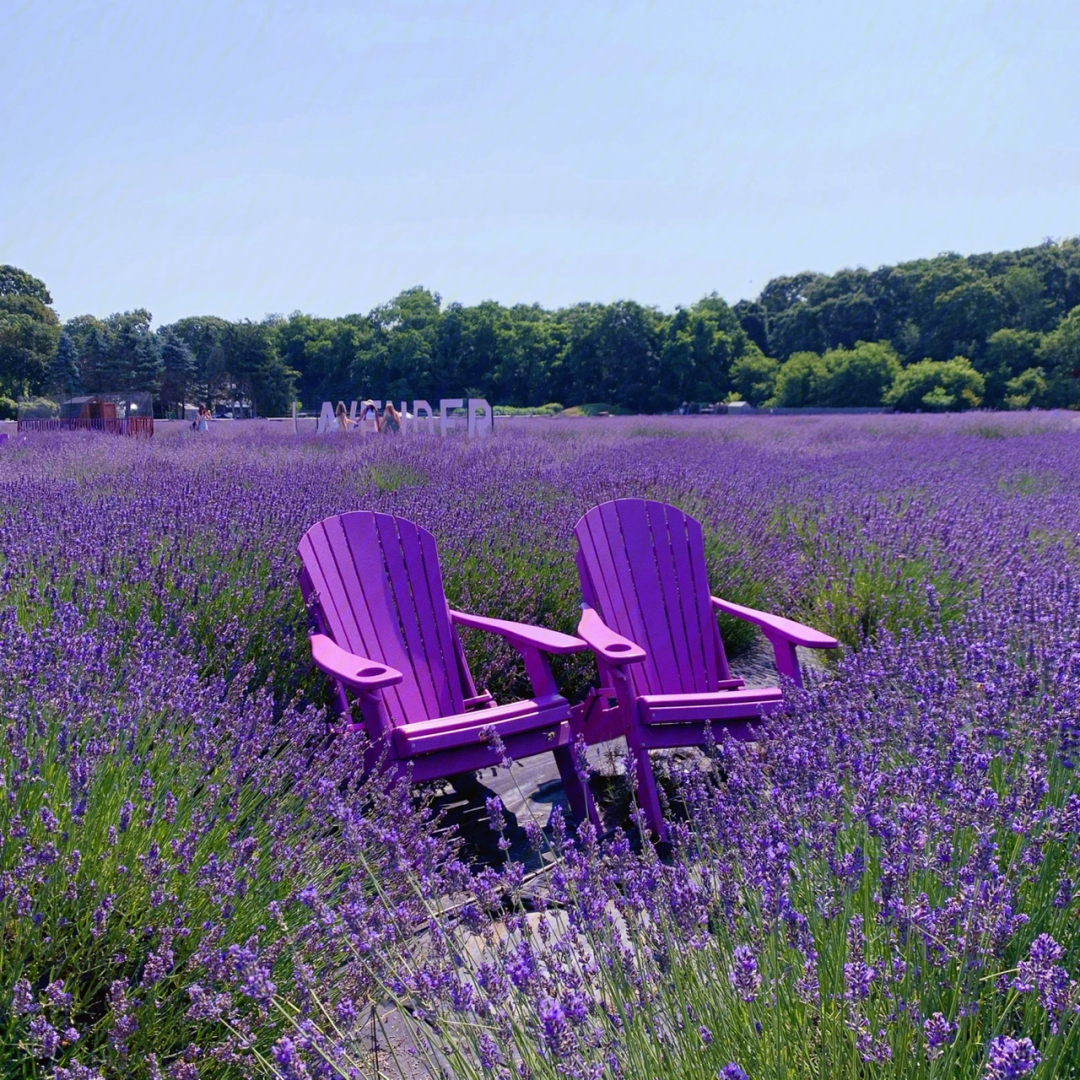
[12,977,35,1016]
[478,1030,501,1070]
[729,944,761,1003]
[107,980,138,1056]
[1012,933,1075,1030]
[719,1065,749,1080]
[537,997,572,1056]
[28,1015,60,1058]
[273,1035,312,1079]
[42,979,72,1009]
[923,1013,954,1060]
[985,1035,1040,1079]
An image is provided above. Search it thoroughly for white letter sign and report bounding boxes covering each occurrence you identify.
[439,398,464,437]
[468,398,492,437]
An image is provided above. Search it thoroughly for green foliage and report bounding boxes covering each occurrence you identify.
[492,403,564,416]
[161,315,232,407]
[750,239,1080,372]
[157,329,195,417]
[1004,367,1049,410]
[0,293,60,399]
[884,357,985,412]
[16,395,59,419]
[822,341,901,406]
[0,265,52,305]
[560,402,630,417]
[1036,305,1080,408]
[773,351,826,407]
[270,291,754,414]
[773,342,900,409]
[46,331,81,397]
[977,328,1045,407]
[11,240,1080,415]
[729,349,779,407]
[223,319,296,417]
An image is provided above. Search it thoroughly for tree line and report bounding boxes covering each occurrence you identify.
[2,237,1079,417]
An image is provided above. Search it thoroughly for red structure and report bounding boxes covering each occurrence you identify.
[18,395,154,436]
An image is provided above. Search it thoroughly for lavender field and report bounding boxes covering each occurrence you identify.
[3,413,1080,1079]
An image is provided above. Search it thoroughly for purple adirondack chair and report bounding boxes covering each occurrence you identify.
[572,499,838,838]
[298,511,597,824]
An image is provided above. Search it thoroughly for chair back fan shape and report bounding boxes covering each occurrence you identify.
[575,499,733,700]
[299,512,472,731]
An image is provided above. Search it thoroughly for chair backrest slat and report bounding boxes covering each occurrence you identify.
[612,500,686,693]
[675,507,722,689]
[299,512,466,725]
[336,513,433,722]
[382,513,464,718]
[300,518,370,657]
[577,503,639,646]
[640,501,698,692]
[575,499,728,697]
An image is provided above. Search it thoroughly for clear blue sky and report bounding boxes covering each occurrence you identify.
[3,0,1077,325]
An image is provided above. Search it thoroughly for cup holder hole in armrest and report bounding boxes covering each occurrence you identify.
[356,665,385,677]
[607,643,632,653]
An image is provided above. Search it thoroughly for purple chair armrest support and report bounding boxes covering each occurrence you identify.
[309,633,405,691]
[577,605,647,665]
[450,610,587,655]
[711,597,839,649]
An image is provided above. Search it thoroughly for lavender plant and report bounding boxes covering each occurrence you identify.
[2,412,1079,1077]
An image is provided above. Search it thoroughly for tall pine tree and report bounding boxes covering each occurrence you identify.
[46,331,82,398]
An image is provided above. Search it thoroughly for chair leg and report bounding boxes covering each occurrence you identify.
[554,745,600,828]
[633,746,667,841]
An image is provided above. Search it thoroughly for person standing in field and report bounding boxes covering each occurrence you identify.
[358,399,380,434]
[334,401,354,431]
[198,406,210,432]
[381,402,402,434]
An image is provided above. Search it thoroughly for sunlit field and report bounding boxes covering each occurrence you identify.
[3,412,1080,1079]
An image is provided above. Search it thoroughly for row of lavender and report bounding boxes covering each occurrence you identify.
[1,413,1078,1078]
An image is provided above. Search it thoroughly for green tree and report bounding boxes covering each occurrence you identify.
[357,288,442,402]
[493,305,566,407]
[729,349,779,407]
[821,341,901,407]
[1003,367,1048,410]
[223,319,296,417]
[976,328,1044,407]
[164,316,231,408]
[46,330,82,398]
[274,312,369,409]
[884,357,985,412]
[926,278,1002,360]
[158,330,195,417]
[658,294,748,404]
[0,293,60,398]
[1036,305,1080,407]
[557,301,664,410]
[97,310,163,392]
[773,351,827,407]
[1003,265,1049,332]
[0,265,52,305]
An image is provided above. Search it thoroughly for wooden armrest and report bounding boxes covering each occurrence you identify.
[449,610,587,655]
[711,597,838,649]
[309,633,404,691]
[577,605,647,665]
